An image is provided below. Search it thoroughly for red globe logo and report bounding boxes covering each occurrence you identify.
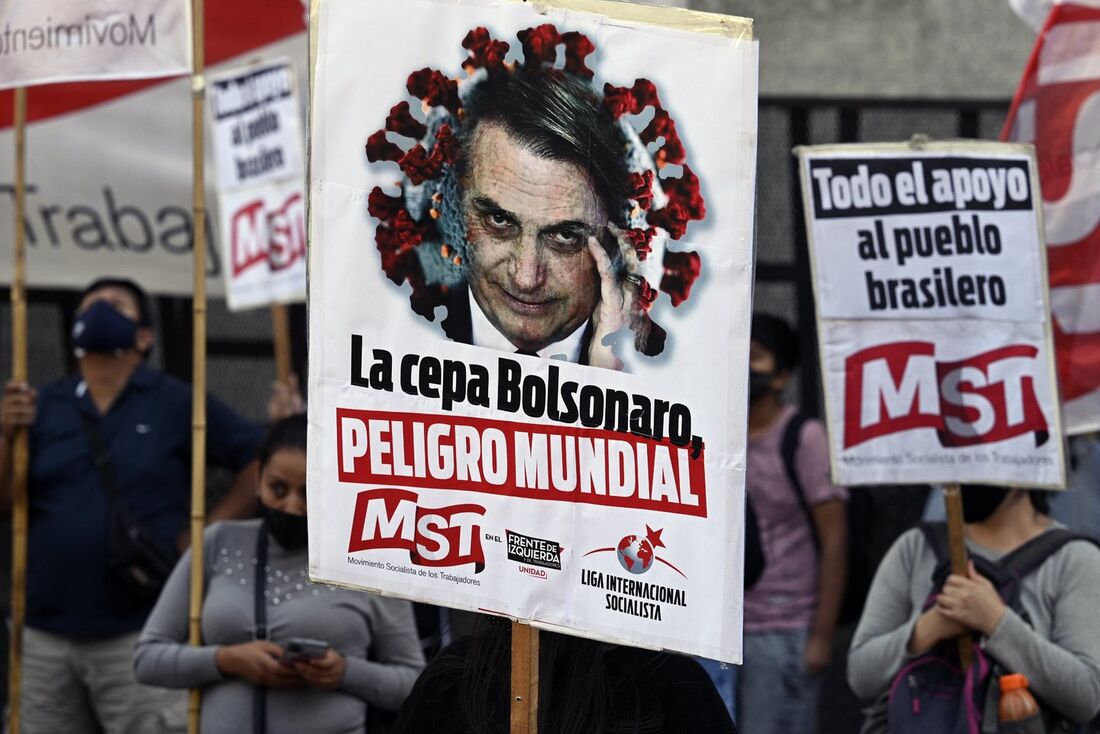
[616,534,655,575]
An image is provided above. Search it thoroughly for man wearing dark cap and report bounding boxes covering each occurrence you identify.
[736,314,848,734]
[0,278,263,733]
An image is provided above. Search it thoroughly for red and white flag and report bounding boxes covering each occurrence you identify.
[1003,1,1100,433]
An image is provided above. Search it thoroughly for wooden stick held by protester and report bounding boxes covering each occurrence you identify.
[188,1,208,731]
[943,483,974,670]
[510,622,540,733]
[7,85,29,734]
[271,304,293,384]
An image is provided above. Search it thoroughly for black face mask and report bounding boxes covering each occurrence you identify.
[748,369,774,402]
[72,300,138,357]
[960,487,1010,523]
[260,503,308,550]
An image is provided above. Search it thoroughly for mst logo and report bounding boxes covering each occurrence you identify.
[348,488,486,572]
[231,191,306,277]
[844,341,1049,449]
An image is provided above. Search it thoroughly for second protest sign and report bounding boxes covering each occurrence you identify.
[798,141,1065,488]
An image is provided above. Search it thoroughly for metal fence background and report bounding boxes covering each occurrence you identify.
[0,96,1012,728]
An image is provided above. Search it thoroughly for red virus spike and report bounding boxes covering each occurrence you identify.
[622,226,656,261]
[378,248,414,285]
[517,24,561,68]
[640,318,667,356]
[647,201,689,240]
[662,165,705,219]
[638,279,659,308]
[367,187,405,221]
[627,170,655,210]
[630,79,660,109]
[406,68,460,113]
[385,101,427,140]
[602,83,640,118]
[660,250,701,307]
[640,109,687,167]
[657,136,686,167]
[397,144,442,185]
[366,130,404,163]
[640,107,675,144]
[410,284,446,321]
[375,210,425,255]
[434,124,459,165]
[461,27,490,69]
[562,31,595,78]
[463,27,509,74]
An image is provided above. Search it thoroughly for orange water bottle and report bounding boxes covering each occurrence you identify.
[998,673,1045,733]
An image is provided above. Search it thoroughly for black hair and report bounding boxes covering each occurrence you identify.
[960,484,1052,517]
[79,277,153,327]
[397,624,664,734]
[259,414,307,471]
[1028,490,1051,516]
[456,69,629,224]
[751,313,799,373]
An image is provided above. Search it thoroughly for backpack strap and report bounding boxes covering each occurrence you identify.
[921,520,1100,587]
[997,527,1100,580]
[920,521,951,568]
[780,412,821,552]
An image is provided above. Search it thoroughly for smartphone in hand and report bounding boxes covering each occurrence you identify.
[279,637,330,666]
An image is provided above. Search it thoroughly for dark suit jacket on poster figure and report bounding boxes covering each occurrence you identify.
[440,284,596,365]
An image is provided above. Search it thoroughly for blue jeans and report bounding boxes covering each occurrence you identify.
[694,657,738,723]
[738,629,818,734]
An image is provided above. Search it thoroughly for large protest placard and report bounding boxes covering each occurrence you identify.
[798,142,1066,488]
[307,0,757,662]
[209,60,307,311]
[0,0,191,90]
[0,0,306,296]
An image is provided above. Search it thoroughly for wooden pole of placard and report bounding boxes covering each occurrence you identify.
[271,304,293,384]
[7,85,29,734]
[510,622,540,733]
[942,483,974,669]
[187,0,207,730]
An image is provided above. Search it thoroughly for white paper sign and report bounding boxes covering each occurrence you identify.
[0,0,191,90]
[799,144,1066,488]
[217,179,306,310]
[307,0,758,662]
[209,60,307,310]
[209,61,304,191]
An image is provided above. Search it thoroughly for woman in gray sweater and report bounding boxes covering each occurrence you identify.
[134,415,425,733]
[847,486,1100,731]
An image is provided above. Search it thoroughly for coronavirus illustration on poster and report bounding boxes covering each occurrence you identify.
[363,22,707,370]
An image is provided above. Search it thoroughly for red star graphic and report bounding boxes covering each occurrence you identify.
[645,525,666,550]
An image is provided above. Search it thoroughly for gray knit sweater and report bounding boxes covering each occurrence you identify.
[134,520,425,734]
[848,525,1100,727]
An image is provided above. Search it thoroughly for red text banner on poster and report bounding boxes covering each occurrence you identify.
[843,342,1048,449]
[335,409,708,518]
